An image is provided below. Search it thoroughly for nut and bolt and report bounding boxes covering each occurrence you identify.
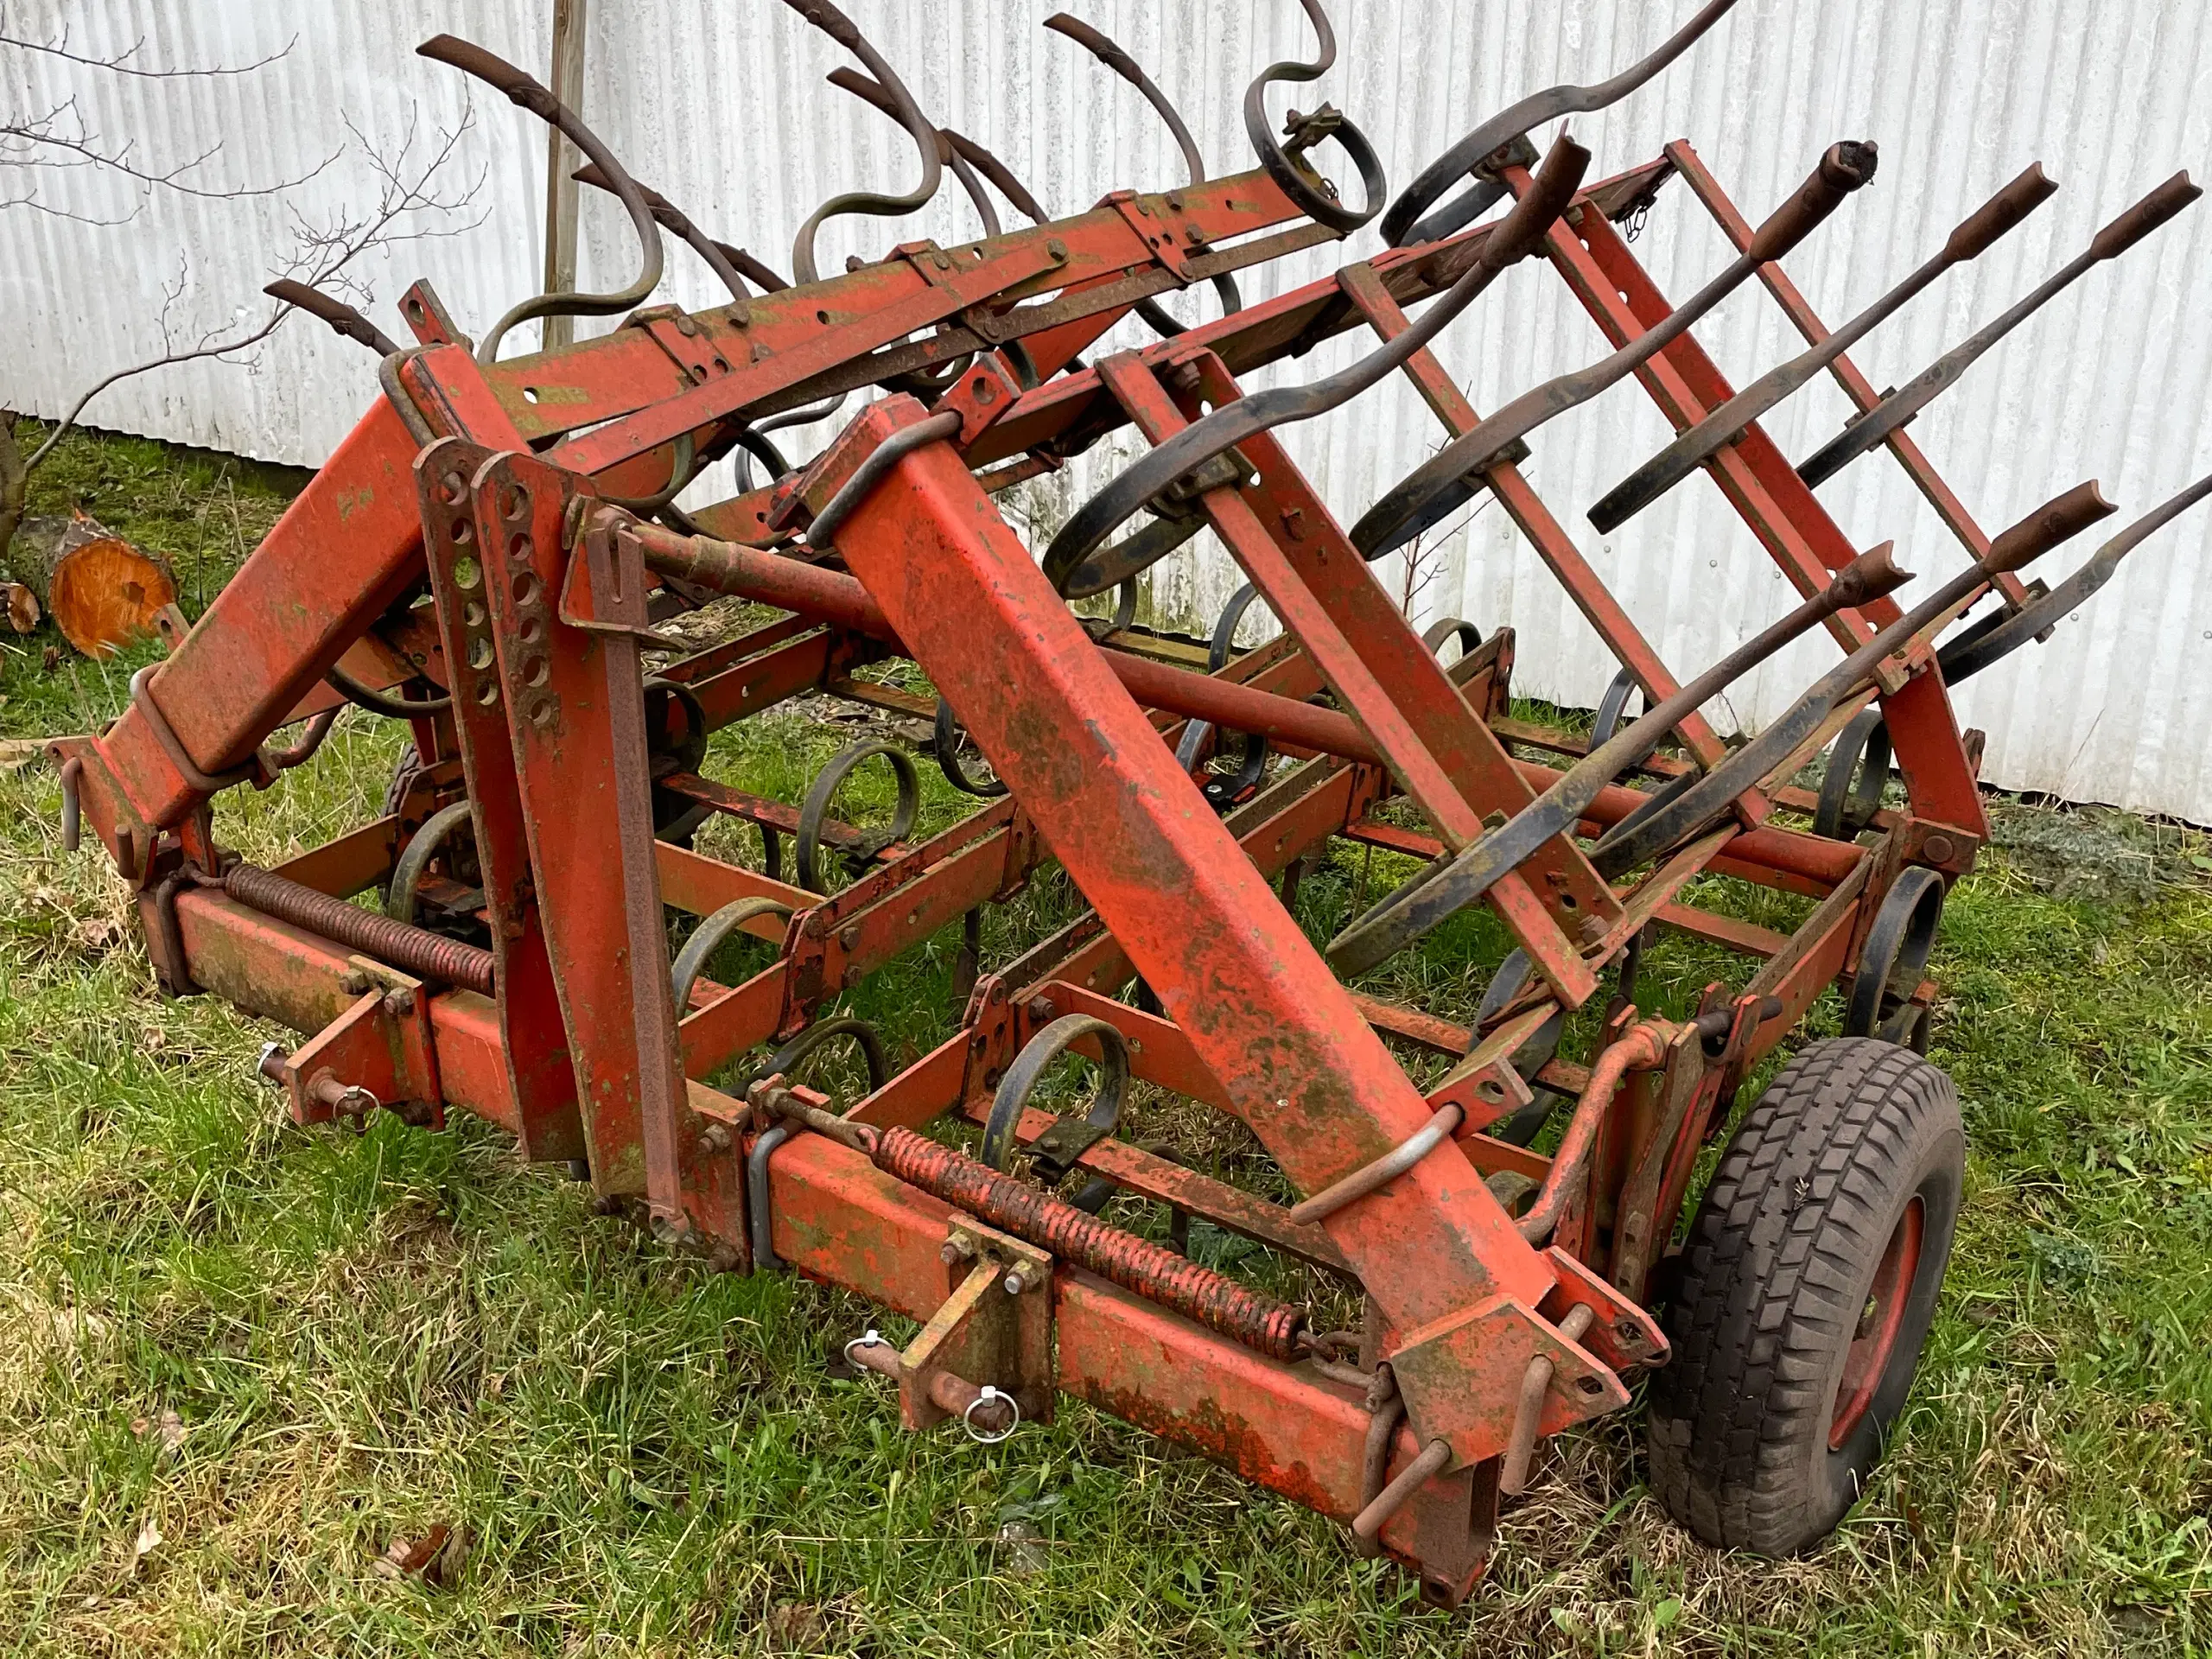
[1027,995,1054,1020]
[382,988,416,1018]
[940,1236,976,1267]
[1003,1267,1033,1295]
[698,1123,734,1155]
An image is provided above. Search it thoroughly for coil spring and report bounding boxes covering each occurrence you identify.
[875,1126,1306,1361]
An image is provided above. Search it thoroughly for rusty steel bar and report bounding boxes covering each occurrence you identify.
[1590,162,2060,531]
[1515,1025,1668,1244]
[1325,544,1906,976]
[1043,135,1591,599]
[1353,140,1878,560]
[1592,481,2115,874]
[1799,171,2201,487]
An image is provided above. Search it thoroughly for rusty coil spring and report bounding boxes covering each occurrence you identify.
[874,1126,1306,1362]
[219,862,496,996]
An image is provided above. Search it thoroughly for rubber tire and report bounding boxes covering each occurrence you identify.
[1646,1037,1963,1554]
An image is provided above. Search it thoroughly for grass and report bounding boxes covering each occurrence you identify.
[2,422,2210,1656]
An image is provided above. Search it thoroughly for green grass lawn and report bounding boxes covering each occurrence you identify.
[3,424,2209,1656]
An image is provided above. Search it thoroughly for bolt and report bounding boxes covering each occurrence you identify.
[941,1236,976,1266]
[1185,225,1205,245]
[1003,1268,1031,1295]
[1922,835,1956,864]
[698,1123,733,1154]
[1046,238,1067,263]
[1027,995,1053,1020]
[382,988,416,1019]
[839,925,862,950]
[1578,915,1609,946]
[674,314,699,336]
[257,1042,289,1084]
[339,969,370,995]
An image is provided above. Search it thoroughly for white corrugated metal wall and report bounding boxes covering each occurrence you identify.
[5,2,2209,820]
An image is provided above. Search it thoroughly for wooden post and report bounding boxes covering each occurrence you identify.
[541,0,588,351]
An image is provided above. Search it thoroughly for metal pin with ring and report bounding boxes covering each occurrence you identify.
[963,1384,1020,1445]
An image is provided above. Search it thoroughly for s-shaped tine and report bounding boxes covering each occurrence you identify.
[1045,12,1242,334]
[779,0,944,285]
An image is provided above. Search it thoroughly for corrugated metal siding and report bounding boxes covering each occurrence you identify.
[5,2,2209,820]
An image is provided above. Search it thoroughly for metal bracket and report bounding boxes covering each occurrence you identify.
[342,954,443,1128]
[562,520,689,649]
[632,305,739,387]
[1027,1116,1114,1183]
[1387,1293,1630,1473]
[398,280,470,351]
[1105,188,1205,283]
[894,1215,1055,1431]
[1424,1004,1543,1128]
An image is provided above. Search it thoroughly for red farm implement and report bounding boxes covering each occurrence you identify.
[48,0,2210,1605]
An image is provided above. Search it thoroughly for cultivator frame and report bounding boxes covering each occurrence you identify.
[46,3,2206,1605]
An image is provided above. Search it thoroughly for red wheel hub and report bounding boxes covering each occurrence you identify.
[1829,1195,1924,1450]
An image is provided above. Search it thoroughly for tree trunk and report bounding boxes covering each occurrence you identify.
[0,413,25,578]
[8,511,177,658]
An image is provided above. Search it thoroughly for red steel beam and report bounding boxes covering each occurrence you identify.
[813,397,1573,1452]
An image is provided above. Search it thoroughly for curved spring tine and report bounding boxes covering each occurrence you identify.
[572,162,751,301]
[1045,13,1241,335]
[1043,133,1590,600]
[758,392,849,436]
[1046,13,1206,183]
[264,279,401,357]
[827,66,999,237]
[816,76,1047,226]
[1241,0,1386,235]
[779,0,943,285]
[1382,0,1743,247]
[416,35,664,362]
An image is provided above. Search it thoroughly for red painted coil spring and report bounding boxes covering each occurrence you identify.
[874,1126,1307,1362]
[221,861,497,995]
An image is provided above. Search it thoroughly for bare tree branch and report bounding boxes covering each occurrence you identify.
[16,103,485,476]
[0,19,298,80]
[1,21,334,218]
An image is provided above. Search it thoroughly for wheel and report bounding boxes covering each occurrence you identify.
[1645,1037,1962,1554]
